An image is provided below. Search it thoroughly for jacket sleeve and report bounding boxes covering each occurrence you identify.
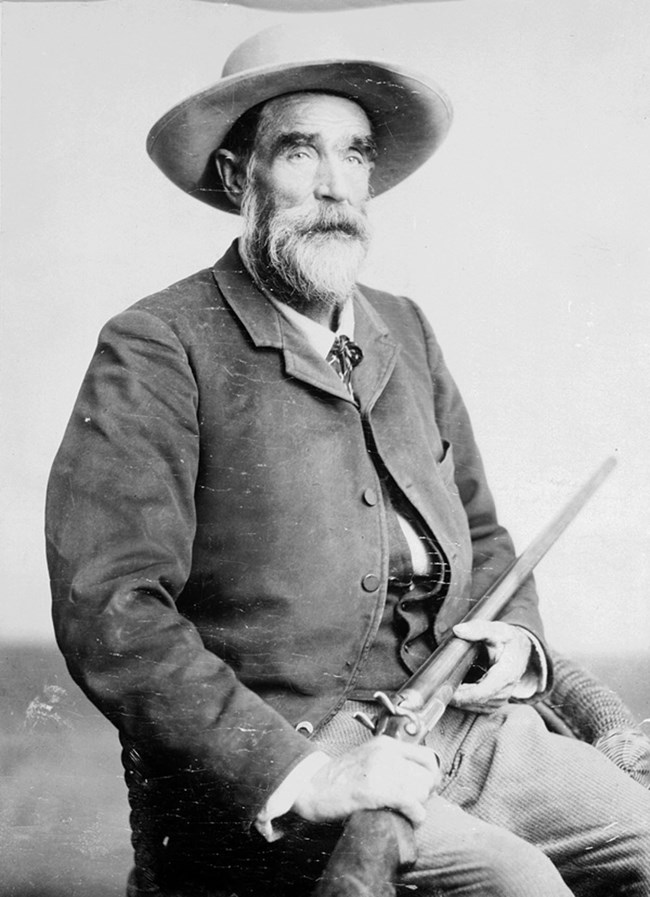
[411,303,551,661]
[45,308,316,826]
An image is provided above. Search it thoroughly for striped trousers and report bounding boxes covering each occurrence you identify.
[306,700,650,896]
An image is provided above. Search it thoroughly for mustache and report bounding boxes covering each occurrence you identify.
[277,203,369,239]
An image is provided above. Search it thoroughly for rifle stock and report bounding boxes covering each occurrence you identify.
[312,809,415,897]
[312,457,616,897]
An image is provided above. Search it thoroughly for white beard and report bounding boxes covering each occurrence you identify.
[240,180,372,316]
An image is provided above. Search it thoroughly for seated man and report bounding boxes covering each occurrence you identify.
[46,24,650,897]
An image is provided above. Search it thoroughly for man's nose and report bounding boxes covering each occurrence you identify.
[314,157,350,202]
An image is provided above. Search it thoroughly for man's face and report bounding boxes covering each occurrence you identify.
[235,92,376,321]
[249,92,375,215]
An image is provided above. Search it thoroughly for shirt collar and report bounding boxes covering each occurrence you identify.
[269,298,355,360]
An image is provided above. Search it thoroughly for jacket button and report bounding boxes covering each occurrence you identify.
[362,573,380,592]
[362,488,378,506]
[295,720,314,736]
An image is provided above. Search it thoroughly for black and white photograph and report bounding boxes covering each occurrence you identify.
[2,0,649,894]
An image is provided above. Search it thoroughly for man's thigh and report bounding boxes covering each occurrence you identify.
[316,699,650,893]
[405,794,571,897]
[435,703,650,894]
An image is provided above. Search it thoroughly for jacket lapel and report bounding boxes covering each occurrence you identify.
[212,244,350,401]
[351,290,400,414]
[212,243,399,407]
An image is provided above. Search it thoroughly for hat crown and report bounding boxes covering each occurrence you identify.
[222,24,361,78]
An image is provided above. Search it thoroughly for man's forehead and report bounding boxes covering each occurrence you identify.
[259,92,373,141]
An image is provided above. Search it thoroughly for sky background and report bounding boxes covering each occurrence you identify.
[1,0,649,660]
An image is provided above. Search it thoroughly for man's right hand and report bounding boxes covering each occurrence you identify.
[291,735,441,827]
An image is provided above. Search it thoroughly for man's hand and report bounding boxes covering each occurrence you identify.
[450,620,532,713]
[291,735,441,827]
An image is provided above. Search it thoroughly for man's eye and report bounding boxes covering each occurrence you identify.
[287,149,313,161]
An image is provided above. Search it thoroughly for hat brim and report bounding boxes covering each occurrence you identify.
[146,59,452,213]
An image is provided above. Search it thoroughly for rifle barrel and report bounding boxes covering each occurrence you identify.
[465,454,617,625]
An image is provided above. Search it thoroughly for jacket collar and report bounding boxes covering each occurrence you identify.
[212,241,399,411]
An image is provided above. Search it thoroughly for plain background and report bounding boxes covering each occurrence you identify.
[2,0,649,664]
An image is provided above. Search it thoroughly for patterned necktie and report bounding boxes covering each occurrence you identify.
[326,335,364,391]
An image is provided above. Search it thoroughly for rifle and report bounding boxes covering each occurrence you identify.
[312,456,617,897]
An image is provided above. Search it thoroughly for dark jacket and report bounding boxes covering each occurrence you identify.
[46,242,546,827]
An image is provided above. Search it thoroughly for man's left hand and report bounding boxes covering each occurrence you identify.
[449,620,532,713]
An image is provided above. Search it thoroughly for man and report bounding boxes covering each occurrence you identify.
[46,24,650,897]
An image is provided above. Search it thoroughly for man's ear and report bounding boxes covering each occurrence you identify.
[215,149,247,210]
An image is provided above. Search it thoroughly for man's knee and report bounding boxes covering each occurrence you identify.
[471,837,570,897]
[570,789,650,895]
[407,828,571,897]
[613,821,650,895]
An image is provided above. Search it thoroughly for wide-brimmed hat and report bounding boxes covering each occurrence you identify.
[146,24,453,213]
